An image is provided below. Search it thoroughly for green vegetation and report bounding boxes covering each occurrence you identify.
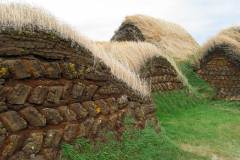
[60,116,205,160]
[153,60,240,159]
[154,95,240,159]
[61,60,240,160]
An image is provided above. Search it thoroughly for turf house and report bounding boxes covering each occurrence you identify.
[0,3,158,159]
[197,26,240,100]
[110,14,200,93]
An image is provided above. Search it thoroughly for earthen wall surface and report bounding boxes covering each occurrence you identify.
[197,46,240,100]
[0,31,157,160]
[111,24,145,42]
[139,57,183,93]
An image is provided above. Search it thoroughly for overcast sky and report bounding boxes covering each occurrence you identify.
[4,0,240,45]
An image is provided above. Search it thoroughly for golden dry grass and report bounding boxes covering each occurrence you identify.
[114,14,200,61]
[96,41,164,72]
[96,41,190,87]
[0,2,150,97]
[199,25,240,63]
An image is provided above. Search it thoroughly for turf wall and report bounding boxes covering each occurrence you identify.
[0,29,157,160]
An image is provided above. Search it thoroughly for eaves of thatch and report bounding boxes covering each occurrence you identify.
[199,26,240,69]
[111,14,200,61]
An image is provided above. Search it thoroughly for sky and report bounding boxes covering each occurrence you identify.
[4,0,240,45]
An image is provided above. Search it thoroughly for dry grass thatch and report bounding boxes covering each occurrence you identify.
[112,14,200,61]
[96,41,165,73]
[199,26,240,63]
[0,2,150,97]
[96,41,190,87]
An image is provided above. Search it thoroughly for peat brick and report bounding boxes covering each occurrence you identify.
[34,155,47,160]
[2,135,25,158]
[104,97,118,114]
[44,52,65,60]
[157,84,164,91]
[63,124,79,142]
[43,148,58,160]
[22,132,44,155]
[82,101,99,117]
[161,83,168,90]
[116,110,126,128]
[94,99,110,115]
[0,86,12,102]
[43,129,63,148]
[40,108,63,125]
[72,82,86,99]
[142,104,156,115]
[42,62,61,79]
[23,41,35,48]
[4,60,30,79]
[0,102,7,112]
[78,118,94,137]
[68,103,88,119]
[47,86,63,104]
[0,111,27,132]
[90,118,101,135]
[83,85,98,97]
[22,60,47,78]
[60,62,78,79]
[0,47,24,56]
[98,83,121,95]
[134,107,145,121]
[117,95,128,108]
[28,85,48,104]
[8,151,27,160]
[61,82,72,100]
[57,106,77,122]
[20,107,46,127]
[117,109,127,123]
[7,84,32,105]
[84,70,108,81]
[108,114,118,130]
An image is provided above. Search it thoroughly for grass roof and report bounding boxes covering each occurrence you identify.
[199,26,240,66]
[96,41,165,73]
[111,14,200,61]
[96,41,189,88]
[0,2,150,97]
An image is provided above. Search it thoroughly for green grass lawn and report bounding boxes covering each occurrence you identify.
[153,91,240,160]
